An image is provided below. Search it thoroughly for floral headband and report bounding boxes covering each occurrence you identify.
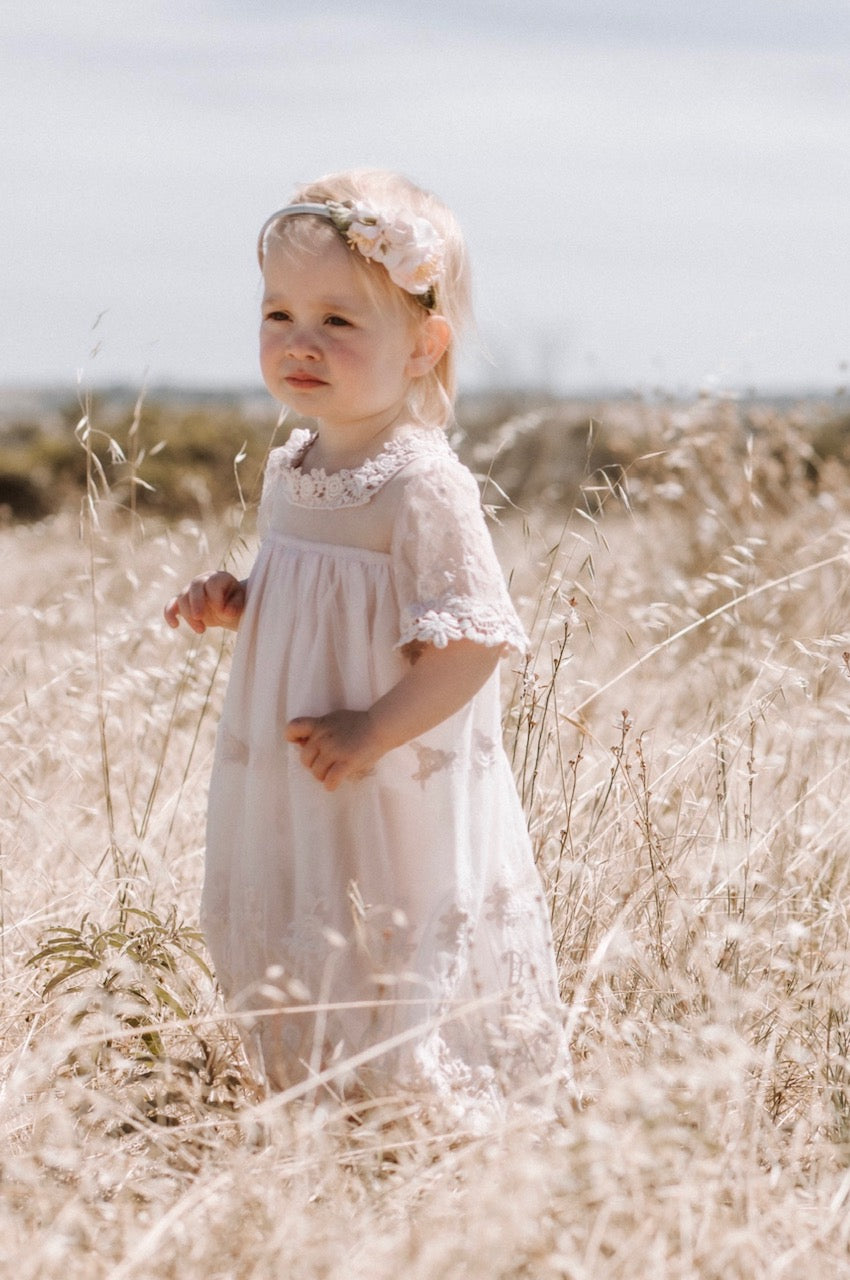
[257,200,444,308]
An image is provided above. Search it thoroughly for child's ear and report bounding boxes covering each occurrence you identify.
[406,315,451,379]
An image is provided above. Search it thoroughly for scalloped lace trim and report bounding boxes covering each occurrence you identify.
[398,596,529,656]
[273,426,454,509]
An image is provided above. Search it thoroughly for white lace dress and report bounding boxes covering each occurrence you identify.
[202,426,565,1103]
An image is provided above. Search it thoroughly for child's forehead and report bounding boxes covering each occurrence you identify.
[262,236,365,297]
[263,232,350,276]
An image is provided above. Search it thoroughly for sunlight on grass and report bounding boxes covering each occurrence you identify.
[2,393,850,1276]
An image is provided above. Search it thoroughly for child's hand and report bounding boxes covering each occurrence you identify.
[164,572,246,634]
[286,641,501,791]
[285,710,380,792]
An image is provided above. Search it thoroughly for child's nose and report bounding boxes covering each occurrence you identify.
[286,326,321,359]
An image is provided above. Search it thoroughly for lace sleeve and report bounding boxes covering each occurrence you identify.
[390,456,529,657]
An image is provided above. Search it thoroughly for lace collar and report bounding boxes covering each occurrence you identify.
[271,426,455,509]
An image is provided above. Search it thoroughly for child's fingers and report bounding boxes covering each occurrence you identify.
[164,573,245,635]
[322,761,348,792]
[208,574,245,617]
[285,719,345,785]
[188,579,211,619]
[178,593,207,632]
[163,595,206,633]
[285,717,316,744]
[286,712,374,788]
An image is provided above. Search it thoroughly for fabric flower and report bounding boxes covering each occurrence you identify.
[328,201,444,297]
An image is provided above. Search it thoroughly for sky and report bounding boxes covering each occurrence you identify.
[3,0,849,397]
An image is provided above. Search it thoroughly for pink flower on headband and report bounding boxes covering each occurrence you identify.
[341,204,445,297]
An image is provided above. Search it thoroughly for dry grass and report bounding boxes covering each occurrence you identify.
[3,394,850,1277]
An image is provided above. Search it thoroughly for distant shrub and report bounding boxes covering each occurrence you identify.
[0,397,282,521]
[811,411,850,466]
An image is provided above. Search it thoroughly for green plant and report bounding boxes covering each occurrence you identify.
[27,906,244,1121]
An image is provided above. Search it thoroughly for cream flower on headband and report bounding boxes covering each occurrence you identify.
[338,203,445,297]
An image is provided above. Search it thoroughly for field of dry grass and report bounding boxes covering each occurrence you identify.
[3,393,850,1277]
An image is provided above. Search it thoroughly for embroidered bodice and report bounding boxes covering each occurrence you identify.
[259,425,530,658]
[265,426,456,509]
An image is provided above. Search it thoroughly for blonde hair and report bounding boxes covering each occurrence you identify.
[259,170,472,429]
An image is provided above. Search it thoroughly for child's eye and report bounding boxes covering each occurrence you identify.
[325,315,351,327]
[265,310,290,322]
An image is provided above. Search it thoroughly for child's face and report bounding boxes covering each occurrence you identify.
[260,235,426,436]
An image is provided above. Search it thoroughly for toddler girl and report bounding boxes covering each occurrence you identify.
[165,170,565,1106]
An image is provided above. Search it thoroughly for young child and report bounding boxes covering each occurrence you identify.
[165,170,565,1105]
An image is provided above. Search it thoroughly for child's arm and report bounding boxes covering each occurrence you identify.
[285,639,501,791]
[164,571,246,633]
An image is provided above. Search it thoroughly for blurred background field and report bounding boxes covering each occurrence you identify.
[3,389,850,1276]
[2,384,850,522]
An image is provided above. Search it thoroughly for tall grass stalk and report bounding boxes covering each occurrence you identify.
[75,392,123,903]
